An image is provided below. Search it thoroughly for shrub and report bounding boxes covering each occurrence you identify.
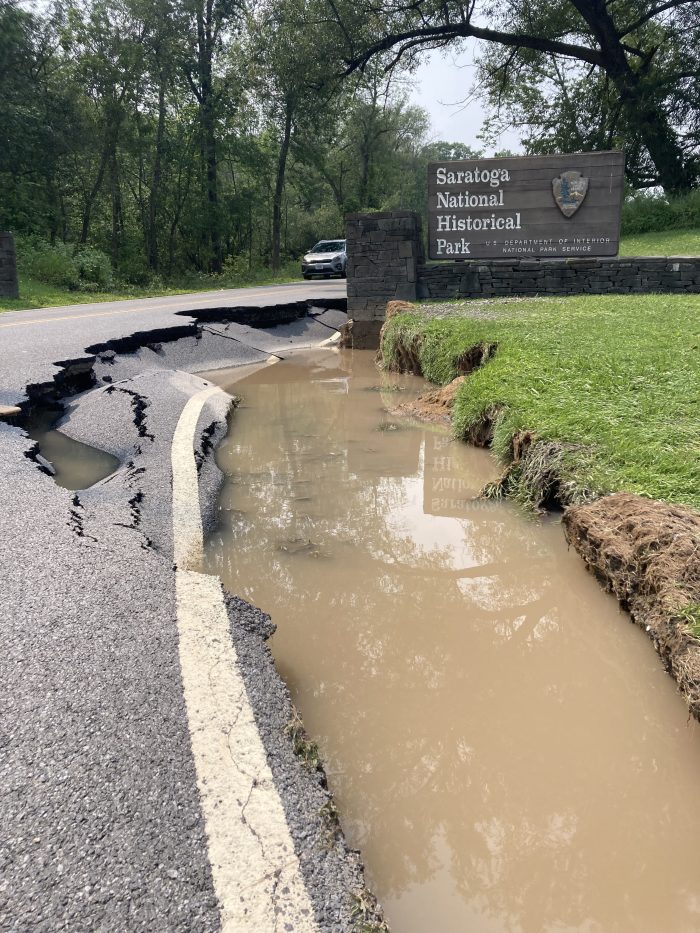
[27,241,80,289]
[622,189,700,235]
[116,252,152,286]
[221,253,252,278]
[288,202,344,257]
[16,237,114,290]
[74,246,112,288]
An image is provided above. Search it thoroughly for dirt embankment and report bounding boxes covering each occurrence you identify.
[394,376,466,425]
[380,304,700,720]
[564,495,700,719]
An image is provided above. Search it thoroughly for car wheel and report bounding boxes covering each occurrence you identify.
[303,273,311,279]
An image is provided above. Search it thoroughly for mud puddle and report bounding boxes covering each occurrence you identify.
[204,349,700,933]
[27,409,118,490]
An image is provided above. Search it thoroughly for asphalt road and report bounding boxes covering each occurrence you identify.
[0,281,377,932]
[0,280,346,406]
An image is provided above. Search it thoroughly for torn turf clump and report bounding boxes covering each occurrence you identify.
[482,435,596,510]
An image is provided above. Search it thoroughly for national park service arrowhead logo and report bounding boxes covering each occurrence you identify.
[552,170,589,217]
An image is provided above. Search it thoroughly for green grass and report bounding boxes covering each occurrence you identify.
[674,603,700,640]
[0,263,301,313]
[381,293,700,509]
[619,228,700,256]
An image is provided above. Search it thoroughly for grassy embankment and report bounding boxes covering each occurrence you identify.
[381,292,700,510]
[0,262,300,314]
[618,228,700,256]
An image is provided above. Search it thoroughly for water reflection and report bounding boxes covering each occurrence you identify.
[204,350,700,933]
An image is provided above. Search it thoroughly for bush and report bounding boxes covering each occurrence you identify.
[622,189,700,235]
[74,246,112,288]
[116,250,153,286]
[221,253,252,278]
[288,202,344,257]
[27,241,80,289]
[16,237,114,291]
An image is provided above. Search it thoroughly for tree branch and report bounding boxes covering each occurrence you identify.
[342,19,604,74]
[619,0,697,38]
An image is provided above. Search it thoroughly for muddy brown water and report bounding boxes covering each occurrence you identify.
[27,410,119,490]
[204,350,700,933]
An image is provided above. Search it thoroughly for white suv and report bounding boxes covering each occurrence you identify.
[301,240,347,279]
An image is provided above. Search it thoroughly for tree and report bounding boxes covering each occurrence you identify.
[327,0,700,194]
[182,0,244,272]
[248,0,342,269]
[1,0,466,278]
[0,1,78,238]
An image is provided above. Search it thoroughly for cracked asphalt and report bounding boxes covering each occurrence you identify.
[0,281,376,931]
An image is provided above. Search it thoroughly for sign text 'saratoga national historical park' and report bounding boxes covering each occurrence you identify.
[427,150,625,260]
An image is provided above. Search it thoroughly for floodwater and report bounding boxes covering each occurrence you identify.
[204,350,700,933]
[27,410,118,490]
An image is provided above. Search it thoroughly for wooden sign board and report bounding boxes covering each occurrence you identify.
[427,150,625,260]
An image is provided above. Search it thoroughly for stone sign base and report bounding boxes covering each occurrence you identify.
[0,232,19,299]
[346,211,423,349]
[344,210,700,349]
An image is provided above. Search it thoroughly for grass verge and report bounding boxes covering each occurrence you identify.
[381,293,700,509]
[618,228,700,257]
[0,264,302,314]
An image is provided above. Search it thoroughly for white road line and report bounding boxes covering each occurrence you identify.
[171,385,320,932]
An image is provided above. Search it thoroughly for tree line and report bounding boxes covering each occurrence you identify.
[1,0,697,284]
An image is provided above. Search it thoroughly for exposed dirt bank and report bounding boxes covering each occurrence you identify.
[564,495,700,720]
[394,376,465,425]
[380,306,700,720]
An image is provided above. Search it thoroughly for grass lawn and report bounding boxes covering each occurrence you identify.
[381,293,700,509]
[618,228,700,256]
[0,263,300,314]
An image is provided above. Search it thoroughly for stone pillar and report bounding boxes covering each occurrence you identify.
[0,233,19,299]
[345,211,423,348]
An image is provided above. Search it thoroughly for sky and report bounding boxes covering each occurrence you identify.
[408,44,523,155]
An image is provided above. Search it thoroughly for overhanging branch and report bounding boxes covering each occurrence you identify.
[342,19,604,74]
[619,0,698,38]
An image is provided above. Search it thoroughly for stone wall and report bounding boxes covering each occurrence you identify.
[345,211,423,348]
[0,233,19,299]
[418,256,700,300]
[344,210,700,347]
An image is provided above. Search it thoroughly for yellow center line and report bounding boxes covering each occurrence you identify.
[0,288,299,329]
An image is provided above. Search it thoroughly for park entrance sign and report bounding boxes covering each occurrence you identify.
[428,150,625,260]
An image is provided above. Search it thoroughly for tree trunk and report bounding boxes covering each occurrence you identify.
[148,75,166,271]
[80,144,110,245]
[570,0,693,193]
[109,135,122,267]
[271,99,293,272]
[620,88,692,194]
[196,0,221,273]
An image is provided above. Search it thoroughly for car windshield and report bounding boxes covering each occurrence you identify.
[310,241,344,253]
